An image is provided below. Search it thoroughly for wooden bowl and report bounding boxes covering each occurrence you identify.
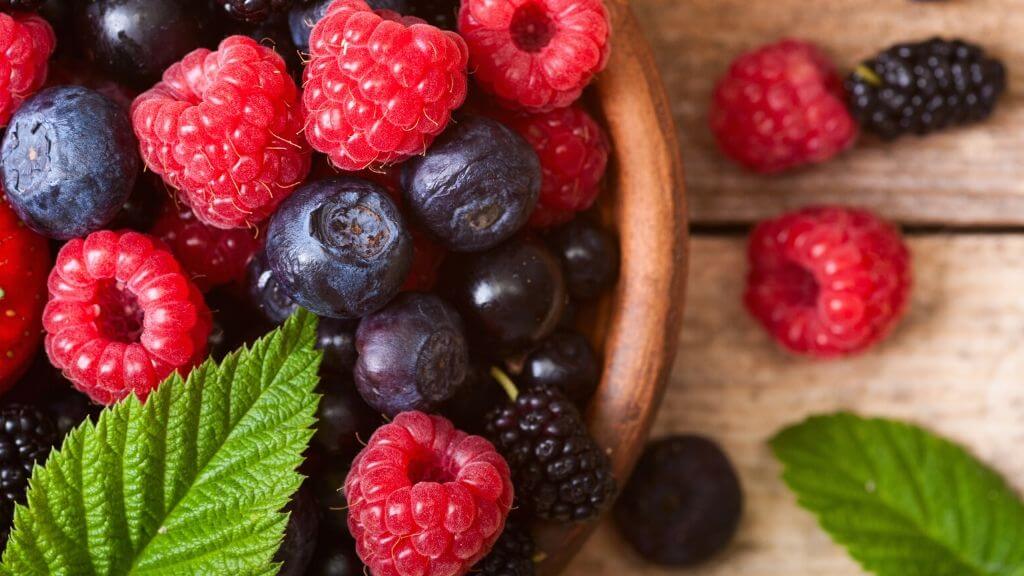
[533,1,688,573]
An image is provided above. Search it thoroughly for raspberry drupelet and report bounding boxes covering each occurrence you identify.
[745,206,911,357]
[710,39,857,174]
[149,201,262,292]
[0,12,54,127]
[302,0,469,171]
[42,231,212,404]
[345,411,514,576]
[502,104,610,228]
[131,35,312,230]
[458,0,610,112]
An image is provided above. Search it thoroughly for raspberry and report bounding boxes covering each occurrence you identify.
[42,230,213,404]
[344,411,514,576]
[149,201,261,292]
[458,0,610,112]
[302,0,469,170]
[502,105,609,228]
[131,35,312,230]
[0,194,49,393]
[745,206,911,357]
[0,404,56,546]
[710,39,857,174]
[485,383,615,522]
[0,12,54,127]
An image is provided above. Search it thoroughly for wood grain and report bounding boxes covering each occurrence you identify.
[633,0,1024,226]
[534,0,688,572]
[566,235,1024,576]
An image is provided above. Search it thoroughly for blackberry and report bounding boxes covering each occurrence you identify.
[847,38,1007,139]
[219,0,294,22]
[485,377,615,522]
[471,522,536,576]
[614,435,742,566]
[0,404,57,545]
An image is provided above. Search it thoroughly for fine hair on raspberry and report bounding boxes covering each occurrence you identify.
[132,35,312,230]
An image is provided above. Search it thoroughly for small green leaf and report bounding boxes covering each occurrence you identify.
[2,309,322,576]
[772,413,1024,576]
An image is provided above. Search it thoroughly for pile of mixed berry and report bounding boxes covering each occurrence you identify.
[0,0,621,574]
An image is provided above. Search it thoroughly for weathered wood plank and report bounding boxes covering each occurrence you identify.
[634,0,1024,225]
[567,235,1024,575]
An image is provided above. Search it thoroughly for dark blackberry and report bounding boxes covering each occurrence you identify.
[0,404,57,545]
[48,391,101,438]
[847,38,1007,139]
[219,0,294,22]
[485,377,614,522]
[471,521,536,576]
[614,435,742,566]
[0,0,45,10]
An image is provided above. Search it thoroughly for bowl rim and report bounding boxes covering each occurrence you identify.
[534,0,689,572]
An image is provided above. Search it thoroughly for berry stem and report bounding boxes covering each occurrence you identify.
[490,366,520,402]
[854,64,883,87]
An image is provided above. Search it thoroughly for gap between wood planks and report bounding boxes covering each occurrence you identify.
[691,223,1024,236]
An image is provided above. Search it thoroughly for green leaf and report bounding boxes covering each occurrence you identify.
[2,309,322,576]
[771,413,1024,576]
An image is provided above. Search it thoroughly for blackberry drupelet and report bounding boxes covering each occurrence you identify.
[485,380,615,522]
[847,37,1007,139]
[471,522,536,576]
[0,404,57,545]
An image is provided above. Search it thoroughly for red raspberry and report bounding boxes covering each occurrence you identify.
[149,201,262,292]
[502,105,609,228]
[131,35,312,230]
[0,194,48,392]
[0,13,54,127]
[711,39,857,174]
[345,412,514,576]
[302,0,469,171]
[745,206,911,357]
[458,0,610,112]
[42,231,212,404]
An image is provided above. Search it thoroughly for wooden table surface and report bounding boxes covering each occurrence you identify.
[568,1,1024,574]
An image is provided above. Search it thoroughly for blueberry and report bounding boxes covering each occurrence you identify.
[440,239,566,351]
[522,330,600,406]
[288,0,408,52]
[1,86,140,240]
[401,116,540,252]
[314,375,381,460]
[549,219,619,300]
[274,482,319,576]
[266,178,413,319]
[77,0,214,88]
[317,318,358,375]
[246,249,300,324]
[354,293,469,417]
[614,436,743,566]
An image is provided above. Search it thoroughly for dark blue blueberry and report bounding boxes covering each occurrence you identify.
[440,239,566,351]
[274,482,319,576]
[521,330,600,406]
[266,177,413,319]
[288,0,408,52]
[76,0,215,88]
[1,86,140,240]
[317,318,358,375]
[246,249,300,324]
[401,116,540,252]
[354,292,469,417]
[549,218,620,300]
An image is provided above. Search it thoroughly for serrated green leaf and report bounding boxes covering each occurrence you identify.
[772,412,1024,576]
[1,309,322,576]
